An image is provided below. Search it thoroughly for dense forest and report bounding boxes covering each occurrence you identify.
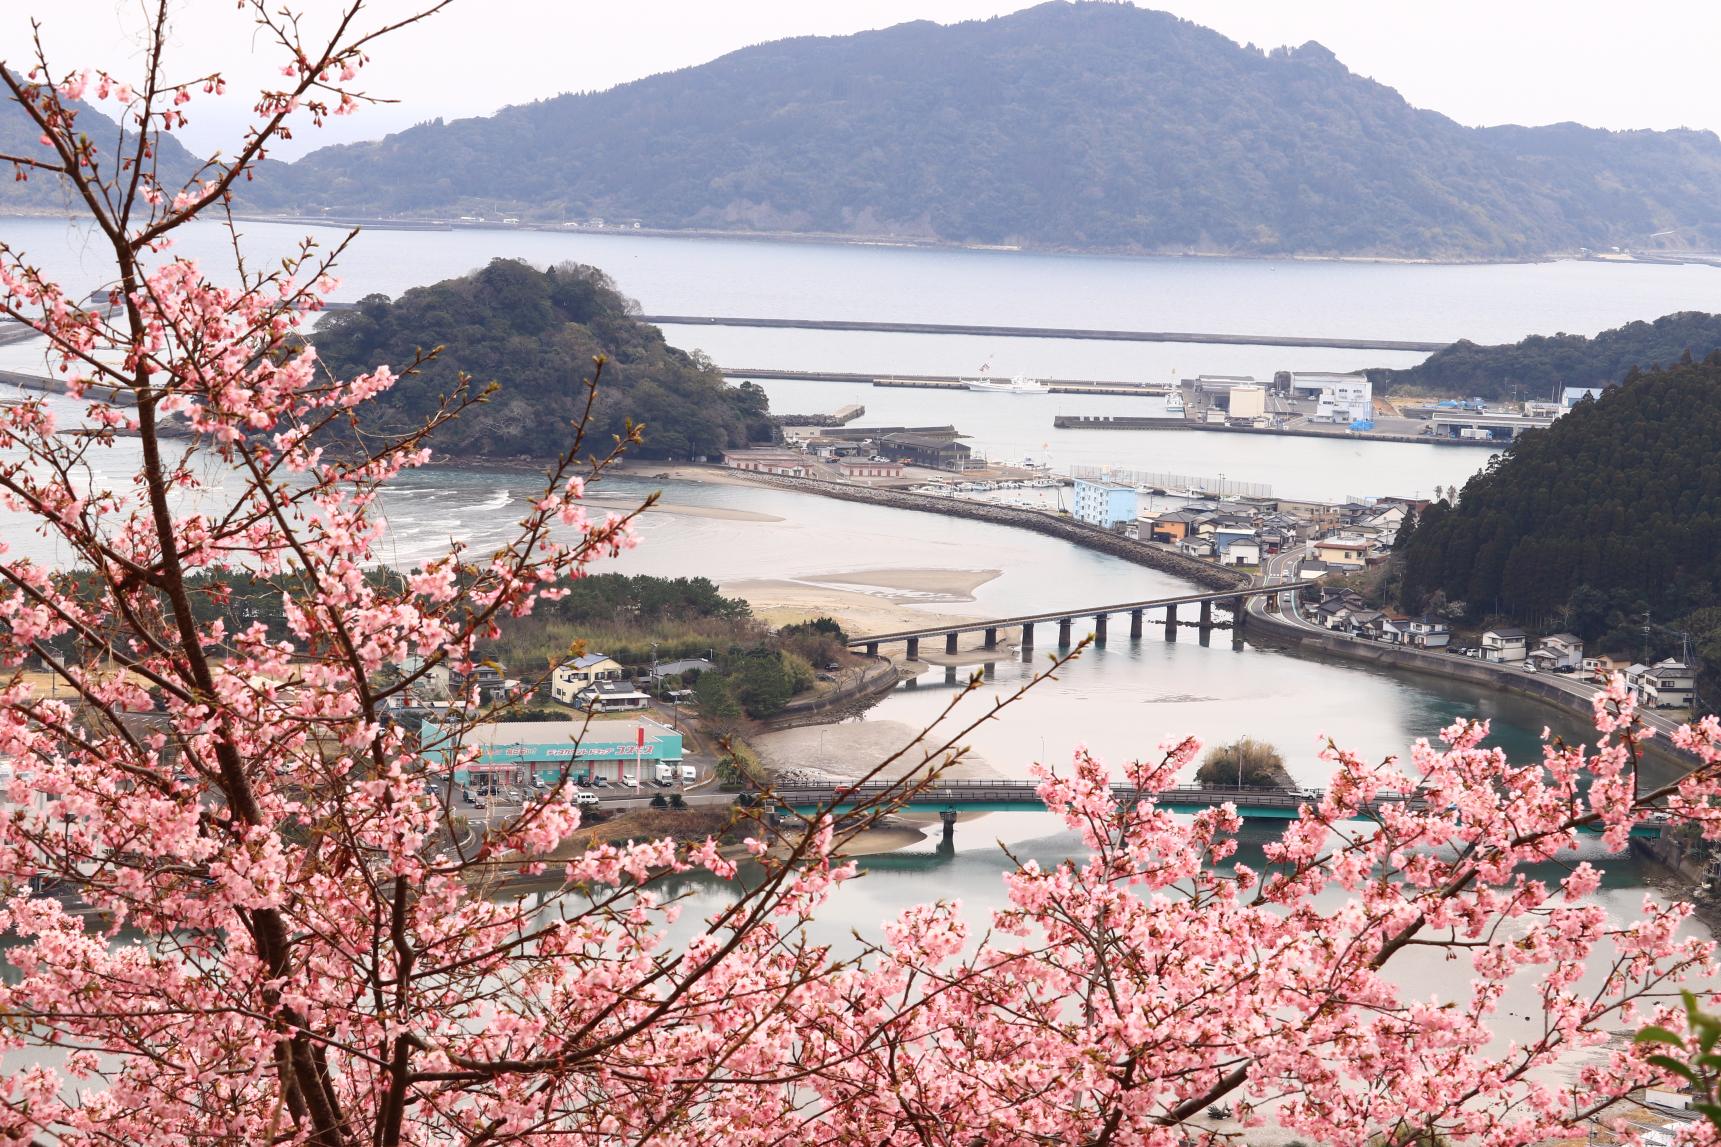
[1372,312,1721,401]
[1396,358,1721,686]
[311,259,772,459]
[246,3,1721,259]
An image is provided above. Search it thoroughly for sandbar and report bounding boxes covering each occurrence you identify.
[754,717,1000,782]
[722,577,979,637]
[801,567,1001,602]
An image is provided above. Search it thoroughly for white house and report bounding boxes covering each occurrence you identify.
[1403,617,1452,649]
[1480,627,1528,663]
[1216,536,1261,567]
[550,654,625,705]
[1641,660,1696,709]
[1535,633,1584,670]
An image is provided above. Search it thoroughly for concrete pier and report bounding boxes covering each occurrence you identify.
[1058,618,1073,647]
[1199,600,1213,629]
[1021,623,1034,650]
[906,637,920,660]
[1094,613,1108,644]
[1164,603,1178,640]
[866,641,878,656]
[945,632,959,655]
[1130,609,1144,639]
[984,627,997,650]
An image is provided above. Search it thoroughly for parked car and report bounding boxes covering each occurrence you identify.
[824,662,840,672]
[589,776,606,788]
[575,791,600,806]
[1522,662,1538,674]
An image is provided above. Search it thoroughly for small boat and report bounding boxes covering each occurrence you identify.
[1165,391,1186,413]
[963,373,1049,395]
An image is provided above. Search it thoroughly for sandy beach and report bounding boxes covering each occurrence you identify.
[800,566,1000,603]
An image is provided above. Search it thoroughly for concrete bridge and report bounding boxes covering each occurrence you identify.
[766,778,1664,838]
[849,583,1312,658]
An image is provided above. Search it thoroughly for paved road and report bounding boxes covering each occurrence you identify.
[1249,547,1688,741]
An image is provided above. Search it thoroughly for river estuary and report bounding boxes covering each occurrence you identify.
[2,218,1717,1068]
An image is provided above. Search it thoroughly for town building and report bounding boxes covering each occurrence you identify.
[1534,633,1585,670]
[549,654,624,704]
[1560,386,1606,412]
[883,433,972,471]
[1641,660,1696,709]
[1480,627,1528,663]
[449,663,508,703]
[838,458,904,480]
[649,657,713,684]
[1311,535,1372,570]
[574,679,654,713]
[423,717,684,788]
[1226,385,1266,420]
[725,450,808,477]
[1285,372,1374,423]
[1403,617,1452,649]
[1583,654,1629,682]
[1072,479,1140,529]
[1216,535,1261,567]
[1149,510,1201,544]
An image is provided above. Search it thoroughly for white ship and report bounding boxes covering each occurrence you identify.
[963,373,1049,395]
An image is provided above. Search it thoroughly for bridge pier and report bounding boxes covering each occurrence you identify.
[984,627,997,650]
[1230,596,1247,632]
[906,637,920,660]
[983,661,995,679]
[1057,618,1073,647]
[866,641,878,657]
[945,632,959,655]
[945,666,958,685]
[1021,623,1034,651]
[1093,613,1108,645]
[940,808,958,848]
[1129,609,1143,639]
[1163,603,1178,641]
[1199,600,1213,629]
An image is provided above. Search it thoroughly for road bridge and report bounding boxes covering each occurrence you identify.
[642,315,1450,353]
[849,583,1311,658]
[766,779,1664,838]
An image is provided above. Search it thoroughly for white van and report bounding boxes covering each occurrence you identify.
[575,791,599,806]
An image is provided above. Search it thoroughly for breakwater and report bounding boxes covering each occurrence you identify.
[651,315,1449,353]
[1052,414,1502,448]
[707,468,1248,593]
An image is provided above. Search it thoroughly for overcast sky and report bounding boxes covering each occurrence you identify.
[6,0,1719,159]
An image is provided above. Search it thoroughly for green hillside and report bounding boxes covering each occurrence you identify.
[1373,312,1721,402]
[310,259,773,460]
[1398,358,1721,681]
[247,3,1721,259]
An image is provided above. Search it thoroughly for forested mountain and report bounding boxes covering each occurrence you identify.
[245,3,1721,259]
[0,83,200,212]
[311,259,773,459]
[1372,312,1721,401]
[1397,358,1721,677]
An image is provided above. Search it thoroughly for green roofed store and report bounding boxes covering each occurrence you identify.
[422,718,684,787]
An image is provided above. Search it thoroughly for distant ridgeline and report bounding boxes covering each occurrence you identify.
[1372,312,1721,402]
[0,82,200,212]
[1396,357,1721,682]
[310,259,773,459]
[238,2,1721,260]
